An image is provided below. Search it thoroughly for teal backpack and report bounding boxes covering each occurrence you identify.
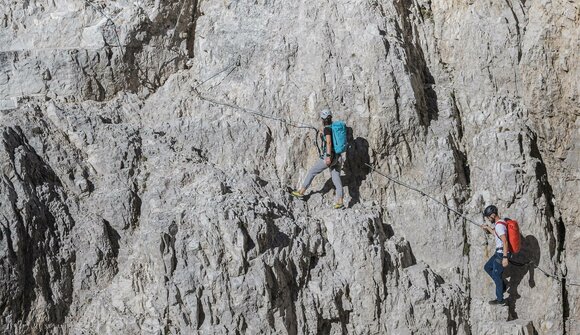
[326,121,347,154]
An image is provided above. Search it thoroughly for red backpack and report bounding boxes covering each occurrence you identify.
[496,218,521,253]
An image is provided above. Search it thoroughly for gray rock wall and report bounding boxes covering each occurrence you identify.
[0,0,577,334]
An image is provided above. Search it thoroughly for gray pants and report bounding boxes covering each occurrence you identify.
[302,157,343,200]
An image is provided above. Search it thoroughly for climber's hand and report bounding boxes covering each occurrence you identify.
[325,156,331,166]
[502,258,509,268]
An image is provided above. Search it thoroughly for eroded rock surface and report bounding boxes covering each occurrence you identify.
[0,0,578,334]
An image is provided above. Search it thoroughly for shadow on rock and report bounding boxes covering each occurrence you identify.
[505,234,540,320]
[317,128,370,207]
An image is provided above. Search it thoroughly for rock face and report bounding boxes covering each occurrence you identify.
[0,0,578,334]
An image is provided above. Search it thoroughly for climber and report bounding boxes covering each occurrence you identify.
[481,205,510,305]
[291,108,345,209]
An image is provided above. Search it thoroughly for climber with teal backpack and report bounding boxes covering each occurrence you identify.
[291,108,347,209]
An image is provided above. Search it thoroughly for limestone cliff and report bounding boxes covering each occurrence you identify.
[0,0,578,334]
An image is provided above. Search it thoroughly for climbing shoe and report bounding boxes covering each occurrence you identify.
[488,299,506,306]
[291,191,304,199]
[333,203,344,210]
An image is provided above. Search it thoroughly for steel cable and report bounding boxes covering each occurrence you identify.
[365,163,580,287]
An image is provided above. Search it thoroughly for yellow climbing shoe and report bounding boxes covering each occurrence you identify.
[333,203,344,209]
[291,190,304,199]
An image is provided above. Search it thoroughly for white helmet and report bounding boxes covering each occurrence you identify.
[319,108,332,119]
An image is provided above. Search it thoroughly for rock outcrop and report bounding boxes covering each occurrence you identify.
[0,0,578,334]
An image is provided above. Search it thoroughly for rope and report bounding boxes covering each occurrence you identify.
[79,6,320,145]
[85,0,193,63]
[193,56,241,89]
[365,163,580,287]
[191,58,316,131]
[84,1,125,60]
[364,163,482,227]
[507,259,580,286]
[190,56,321,154]
[193,91,317,131]
[77,0,580,294]
[534,266,580,286]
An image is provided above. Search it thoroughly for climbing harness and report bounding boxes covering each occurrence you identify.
[364,163,580,287]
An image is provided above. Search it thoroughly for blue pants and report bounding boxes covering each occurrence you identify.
[484,253,505,302]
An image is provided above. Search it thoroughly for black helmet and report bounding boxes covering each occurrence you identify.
[483,205,498,217]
